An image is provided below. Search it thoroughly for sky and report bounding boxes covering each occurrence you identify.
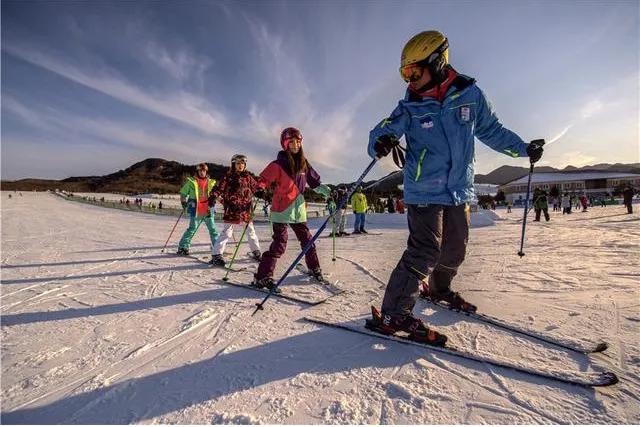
[1,0,638,183]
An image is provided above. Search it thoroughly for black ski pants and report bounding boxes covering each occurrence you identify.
[535,208,550,221]
[381,204,469,317]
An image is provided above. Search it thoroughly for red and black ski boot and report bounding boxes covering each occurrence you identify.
[365,306,447,347]
[420,281,477,313]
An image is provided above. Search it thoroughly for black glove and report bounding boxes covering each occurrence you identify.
[254,189,266,200]
[374,135,400,158]
[526,139,545,164]
[207,195,216,208]
[181,200,188,209]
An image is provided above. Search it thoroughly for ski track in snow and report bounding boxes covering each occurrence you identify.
[1,192,638,423]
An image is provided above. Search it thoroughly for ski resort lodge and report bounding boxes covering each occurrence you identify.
[499,171,640,203]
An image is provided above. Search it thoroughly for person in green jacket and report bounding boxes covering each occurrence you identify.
[176,163,220,258]
[533,187,550,222]
[351,186,368,234]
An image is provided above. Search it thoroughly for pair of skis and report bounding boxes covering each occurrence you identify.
[304,315,617,388]
[304,300,617,388]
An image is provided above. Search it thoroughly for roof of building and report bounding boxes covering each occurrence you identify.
[504,171,640,186]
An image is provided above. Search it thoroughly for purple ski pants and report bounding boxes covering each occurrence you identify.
[256,222,320,279]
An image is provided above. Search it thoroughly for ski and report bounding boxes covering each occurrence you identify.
[321,232,383,238]
[211,262,248,273]
[420,297,608,354]
[221,279,337,306]
[294,264,345,295]
[171,253,247,272]
[304,316,618,388]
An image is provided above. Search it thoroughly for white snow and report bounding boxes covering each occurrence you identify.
[1,191,638,424]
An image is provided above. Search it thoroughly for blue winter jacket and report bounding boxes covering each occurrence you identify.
[368,74,528,206]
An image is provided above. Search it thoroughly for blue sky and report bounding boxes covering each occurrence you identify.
[1,0,638,182]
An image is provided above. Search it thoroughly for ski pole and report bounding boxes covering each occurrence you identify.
[253,157,379,315]
[222,201,259,282]
[518,139,545,257]
[161,209,184,253]
[331,214,336,262]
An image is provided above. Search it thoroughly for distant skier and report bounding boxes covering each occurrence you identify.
[351,186,368,234]
[579,194,588,212]
[364,30,544,345]
[623,185,635,214]
[176,163,219,258]
[386,196,396,213]
[533,188,550,222]
[561,193,571,214]
[251,127,331,290]
[209,154,263,267]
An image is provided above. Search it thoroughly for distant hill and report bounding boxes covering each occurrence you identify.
[0,158,231,194]
[474,163,640,185]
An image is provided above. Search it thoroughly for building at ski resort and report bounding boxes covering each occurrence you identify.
[499,171,640,204]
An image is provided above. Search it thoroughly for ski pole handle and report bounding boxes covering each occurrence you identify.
[518,138,546,257]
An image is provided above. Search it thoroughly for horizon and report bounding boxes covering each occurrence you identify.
[2,158,638,186]
[1,1,639,182]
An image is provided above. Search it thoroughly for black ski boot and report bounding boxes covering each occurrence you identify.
[251,276,280,293]
[209,254,226,267]
[176,247,190,256]
[365,306,447,347]
[310,268,325,282]
[251,250,262,262]
[420,282,477,313]
[360,229,368,234]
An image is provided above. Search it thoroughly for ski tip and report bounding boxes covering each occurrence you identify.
[593,342,609,353]
[598,372,619,386]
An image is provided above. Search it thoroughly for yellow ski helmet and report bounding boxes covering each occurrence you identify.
[399,30,449,82]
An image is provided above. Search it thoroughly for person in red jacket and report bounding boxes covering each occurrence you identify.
[251,127,330,290]
[209,154,263,267]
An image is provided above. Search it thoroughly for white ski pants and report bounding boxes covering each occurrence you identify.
[213,222,261,256]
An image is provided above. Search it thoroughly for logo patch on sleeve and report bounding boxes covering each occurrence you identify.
[420,117,434,129]
[460,106,471,122]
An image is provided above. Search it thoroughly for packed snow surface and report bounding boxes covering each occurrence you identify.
[1,192,638,424]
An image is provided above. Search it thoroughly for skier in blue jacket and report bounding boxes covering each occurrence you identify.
[365,30,544,346]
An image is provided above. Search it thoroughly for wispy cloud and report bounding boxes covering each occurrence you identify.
[547,124,574,145]
[2,42,232,138]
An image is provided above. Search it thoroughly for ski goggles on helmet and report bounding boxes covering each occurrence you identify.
[231,154,247,164]
[196,163,208,172]
[399,38,449,82]
[282,128,303,142]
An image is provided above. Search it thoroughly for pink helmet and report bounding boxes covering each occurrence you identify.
[280,127,303,151]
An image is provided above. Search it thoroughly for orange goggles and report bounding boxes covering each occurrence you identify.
[399,63,425,82]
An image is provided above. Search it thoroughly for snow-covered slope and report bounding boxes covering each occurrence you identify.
[1,192,638,423]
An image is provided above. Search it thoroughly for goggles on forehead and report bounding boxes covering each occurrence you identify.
[283,130,303,142]
[399,38,449,83]
[232,154,247,164]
